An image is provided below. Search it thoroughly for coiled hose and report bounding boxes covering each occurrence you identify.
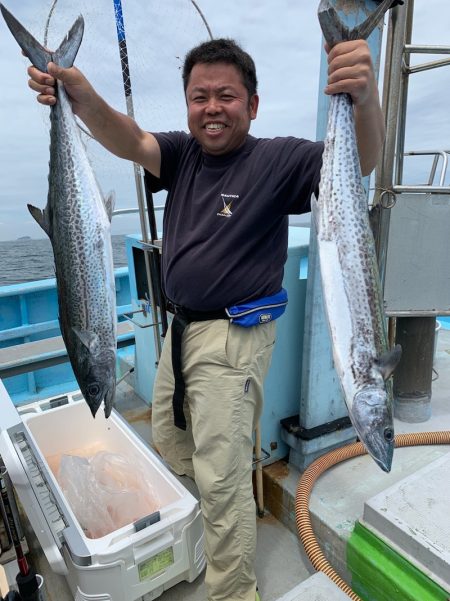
[295,431,450,600]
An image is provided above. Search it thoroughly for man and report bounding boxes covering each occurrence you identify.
[28,35,384,601]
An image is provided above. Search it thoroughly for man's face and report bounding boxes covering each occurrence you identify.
[185,62,259,156]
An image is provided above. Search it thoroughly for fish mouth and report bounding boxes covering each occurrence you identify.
[352,388,395,473]
[369,436,394,473]
[103,385,115,418]
[83,380,115,419]
[353,419,394,473]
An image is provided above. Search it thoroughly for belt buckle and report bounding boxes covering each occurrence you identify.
[166,300,178,315]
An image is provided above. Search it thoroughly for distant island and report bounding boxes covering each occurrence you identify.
[17,236,32,240]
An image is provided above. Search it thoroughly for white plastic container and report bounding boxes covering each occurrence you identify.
[0,383,205,600]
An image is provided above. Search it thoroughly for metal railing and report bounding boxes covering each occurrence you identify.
[372,0,450,282]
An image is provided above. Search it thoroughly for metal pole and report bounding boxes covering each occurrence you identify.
[370,1,408,283]
[112,0,162,359]
[372,0,438,422]
[392,0,436,424]
[254,424,264,518]
[395,0,414,184]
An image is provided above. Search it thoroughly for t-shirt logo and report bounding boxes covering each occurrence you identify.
[217,193,239,218]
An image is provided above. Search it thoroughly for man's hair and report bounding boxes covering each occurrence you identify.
[182,38,258,99]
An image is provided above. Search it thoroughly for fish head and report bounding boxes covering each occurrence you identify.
[79,350,116,419]
[352,387,394,473]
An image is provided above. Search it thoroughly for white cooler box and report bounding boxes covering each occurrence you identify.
[0,381,205,600]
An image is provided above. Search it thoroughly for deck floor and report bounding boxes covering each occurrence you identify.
[1,376,314,601]
[11,514,313,601]
[2,330,450,600]
[262,328,450,585]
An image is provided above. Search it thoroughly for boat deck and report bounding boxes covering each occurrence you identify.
[1,330,450,600]
[0,376,316,601]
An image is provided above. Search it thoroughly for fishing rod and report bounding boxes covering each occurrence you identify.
[111,0,215,348]
[0,468,46,601]
[112,0,168,354]
[0,459,13,553]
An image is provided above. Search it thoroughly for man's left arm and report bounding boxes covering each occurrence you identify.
[325,39,385,177]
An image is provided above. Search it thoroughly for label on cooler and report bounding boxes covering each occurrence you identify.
[138,547,174,580]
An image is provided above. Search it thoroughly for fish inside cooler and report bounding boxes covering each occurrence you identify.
[21,400,183,540]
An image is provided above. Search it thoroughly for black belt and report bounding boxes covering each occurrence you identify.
[171,306,228,430]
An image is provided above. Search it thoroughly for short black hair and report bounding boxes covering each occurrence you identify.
[182,38,258,99]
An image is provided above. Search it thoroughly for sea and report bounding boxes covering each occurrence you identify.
[0,235,128,286]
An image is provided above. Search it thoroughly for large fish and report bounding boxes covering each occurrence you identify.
[313,0,402,472]
[1,5,117,418]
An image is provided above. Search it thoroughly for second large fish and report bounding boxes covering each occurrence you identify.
[313,0,402,472]
[1,5,117,418]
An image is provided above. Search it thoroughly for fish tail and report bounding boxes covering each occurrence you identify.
[53,16,84,68]
[0,4,83,72]
[318,0,396,47]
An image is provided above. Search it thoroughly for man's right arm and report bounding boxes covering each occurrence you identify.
[28,62,161,178]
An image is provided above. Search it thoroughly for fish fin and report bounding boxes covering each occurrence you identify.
[318,0,396,47]
[28,204,52,237]
[0,4,52,72]
[53,16,84,69]
[72,327,99,353]
[374,344,402,381]
[104,191,116,223]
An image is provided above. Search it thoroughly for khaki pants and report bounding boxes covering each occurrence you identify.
[152,318,275,601]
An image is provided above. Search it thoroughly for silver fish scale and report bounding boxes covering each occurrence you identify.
[314,0,396,472]
[314,92,388,397]
[48,84,116,372]
[0,4,117,417]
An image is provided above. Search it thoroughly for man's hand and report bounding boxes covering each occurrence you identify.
[324,39,378,108]
[27,62,94,117]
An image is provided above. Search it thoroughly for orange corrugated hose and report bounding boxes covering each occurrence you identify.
[295,431,450,600]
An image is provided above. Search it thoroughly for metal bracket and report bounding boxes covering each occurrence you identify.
[252,447,270,466]
[122,310,162,329]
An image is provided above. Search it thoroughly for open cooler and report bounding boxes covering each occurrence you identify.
[0,380,205,600]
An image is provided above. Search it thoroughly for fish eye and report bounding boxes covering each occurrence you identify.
[383,427,394,442]
[87,383,100,397]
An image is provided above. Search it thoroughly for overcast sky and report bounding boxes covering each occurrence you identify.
[0,0,449,241]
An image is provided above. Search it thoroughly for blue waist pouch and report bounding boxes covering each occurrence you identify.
[225,288,288,327]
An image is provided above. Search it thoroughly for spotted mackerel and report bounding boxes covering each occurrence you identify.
[313,0,402,472]
[1,5,117,418]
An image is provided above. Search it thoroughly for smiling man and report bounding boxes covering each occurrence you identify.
[185,61,258,155]
[28,36,384,601]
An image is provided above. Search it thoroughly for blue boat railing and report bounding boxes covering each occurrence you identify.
[0,206,164,405]
[0,267,135,405]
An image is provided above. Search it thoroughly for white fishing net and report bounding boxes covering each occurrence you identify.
[19,0,213,234]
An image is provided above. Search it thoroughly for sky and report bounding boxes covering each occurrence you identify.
[0,0,449,242]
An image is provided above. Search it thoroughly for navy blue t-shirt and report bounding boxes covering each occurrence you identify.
[146,132,323,311]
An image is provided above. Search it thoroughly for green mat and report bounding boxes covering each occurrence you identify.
[347,521,449,601]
